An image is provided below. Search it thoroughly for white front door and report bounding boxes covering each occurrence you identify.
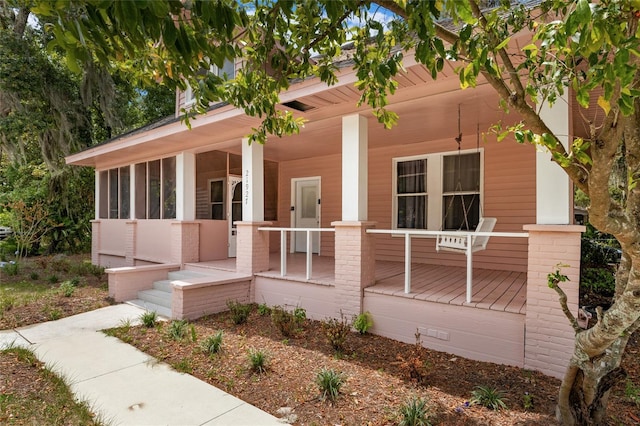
[228,176,242,257]
[293,178,320,253]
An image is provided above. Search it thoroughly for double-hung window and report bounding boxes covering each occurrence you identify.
[393,149,482,231]
[183,59,235,107]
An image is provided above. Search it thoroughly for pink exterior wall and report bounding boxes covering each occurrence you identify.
[98,220,126,257]
[364,291,525,366]
[198,220,229,261]
[524,224,583,379]
[136,220,173,263]
[254,276,337,321]
[173,279,252,320]
[106,263,180,302]
[276,135,535,272]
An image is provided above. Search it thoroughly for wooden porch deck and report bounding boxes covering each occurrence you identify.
[194,253,527,314]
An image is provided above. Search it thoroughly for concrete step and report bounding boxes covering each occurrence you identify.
[168,270,209,281]
[126,299,172,318]
[138,289,172,309]
[153,279,172,293]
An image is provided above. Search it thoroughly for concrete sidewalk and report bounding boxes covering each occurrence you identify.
[0,304,282,425]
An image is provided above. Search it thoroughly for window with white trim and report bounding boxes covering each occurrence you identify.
[393,149,482,231]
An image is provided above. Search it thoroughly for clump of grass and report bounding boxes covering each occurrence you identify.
[248,348,269,374]
[397,396,431,426]
[4,262,18,276]
[167,320,189,341]
[315,368,345,402]
[257,303,271,316]
[47,274,59,284]
[625,379,640,407]
[140,311,158,328]
[29,271,39,280]
[58,280,76,297]
[321,315,351,353]
[172,358,193,374]
[201,331,224,355]
[0,294,16,312]
[470,385,508,410]
[226,300,252,325]
[271,305,306,337]
[352,311,373,334]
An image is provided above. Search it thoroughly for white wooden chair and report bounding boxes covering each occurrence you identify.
[436,217,497,254]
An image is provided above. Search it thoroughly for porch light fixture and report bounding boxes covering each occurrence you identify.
[282,100,315,112]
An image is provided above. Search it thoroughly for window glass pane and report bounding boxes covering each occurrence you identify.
[264,160,278,221]
[210,180,224,202]
[397,195,427,229]
[148,160,161,219]
[397,160,426,194]
[301,186,317,219]
[212,204,224,220]
[162,157,176,219]
[99,171,108,219]
[119,166,130,219]
[135,163,147,219]
[109,169,118,219]
[442,195,480,231]
[231,183,242,225]
[443,152,480,193]
[220,59,235,79]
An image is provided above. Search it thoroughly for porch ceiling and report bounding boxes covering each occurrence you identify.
[67,63,514,169]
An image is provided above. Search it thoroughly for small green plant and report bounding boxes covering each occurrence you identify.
[257,303,271,316]
[45,307,62,321]
[70,276,81,286]
[397,396,431,426]
[172,358,193,374]
[47,274,59,284]
[315,368,345,402]
[0,294,16,312]
[248,348,269,374]
[522,392,534,410]
[470,385,508,410]
[201,331,224,355]
[4,262,18,276]
[625,379,640,406]
[29,271,39,280]
[321,315,351,353]
[353,311,373,334]
[58,280,76,297]
[140,311,158,328]
[190,324,197,342]
[226,300,252,325]
[167,319,189,341]
[271,305,305,337]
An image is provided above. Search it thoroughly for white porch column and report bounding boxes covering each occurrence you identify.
[129,164,136,220]
[241,137,264,221]
[342,114,368,221]
[94,170,100,220]
[537,93,571,224]
[176,152,196,221]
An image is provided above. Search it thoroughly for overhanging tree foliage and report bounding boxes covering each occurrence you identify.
[30,0,640,423]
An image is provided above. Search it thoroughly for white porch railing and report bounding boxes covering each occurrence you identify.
[366,229,529,303]
[258,227,336,280]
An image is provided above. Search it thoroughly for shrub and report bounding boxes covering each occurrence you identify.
[321,316,351,353]
[352,311,373,335]
[470,385,508,410]
[248,348,269,373]
[47,274,59,284]
[315,368,344,402]
[396,332,430,384]
[201,331,224,355]
[226,300,252,325]
[581,267,616,296]
[69,277,81,287]
[58,280,76,297]
[167,320,189,341]
[397,397,431,426]
[29,271,39,280]
[257,303,271,316]
[271,305,306,337]
[50,256,71,273]
[3,262,18,276]
[140,311,158,328]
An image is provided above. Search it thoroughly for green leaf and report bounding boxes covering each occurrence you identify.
[495,37,511,50]
[597,95,611,115]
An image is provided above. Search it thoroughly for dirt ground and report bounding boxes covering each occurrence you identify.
[1,255,639,425]
[109,308,640,425]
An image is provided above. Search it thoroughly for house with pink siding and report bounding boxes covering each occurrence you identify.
[66,45,586,379]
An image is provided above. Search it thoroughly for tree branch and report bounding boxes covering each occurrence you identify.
[548,270,582,333]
